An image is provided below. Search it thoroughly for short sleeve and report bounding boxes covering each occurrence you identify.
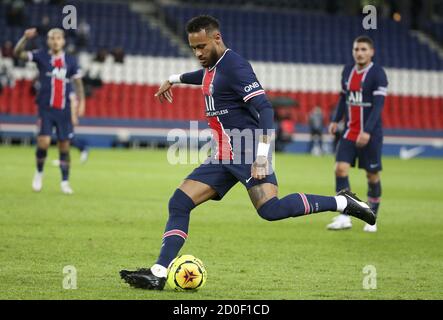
[181,69,204,85]
[373,68,388,96]
[70,57,83,79]
[28,49,43,64]
[229,61,265,102]
[340,67,347,93]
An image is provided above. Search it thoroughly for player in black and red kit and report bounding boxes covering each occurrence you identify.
[120,16,376,290]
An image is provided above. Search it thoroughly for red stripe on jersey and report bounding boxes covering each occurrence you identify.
[207,116,233,160]
[51,57,65,109]
[202,68,233,160]
[202,68,215,96]
[344,70,365,141]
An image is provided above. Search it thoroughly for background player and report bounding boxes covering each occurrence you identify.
[14,28,85,194]
[52,91,89,166]
[327,36,388,232]
[120,16,376,290]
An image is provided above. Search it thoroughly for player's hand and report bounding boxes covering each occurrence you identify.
[328,122,338,135]
[24,28,38,39]
[356,131,370,148]
[154,81,173,103]
[251,155,268,180]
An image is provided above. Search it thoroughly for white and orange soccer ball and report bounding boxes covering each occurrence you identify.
[167,254,207,291]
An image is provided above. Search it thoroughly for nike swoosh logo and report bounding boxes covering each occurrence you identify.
[345,194,369,209]
[246,177,253,183]
[399,146,425,160]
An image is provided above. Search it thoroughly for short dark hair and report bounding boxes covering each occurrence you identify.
[354,35,374,48]
[186,15,220,34]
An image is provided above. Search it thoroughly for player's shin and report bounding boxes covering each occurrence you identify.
[336,176,350,193]
[368,181,381,216]
[59,151,70,181]
[155,189,195,274]
[257,194,338,221]
[36,148,47,173]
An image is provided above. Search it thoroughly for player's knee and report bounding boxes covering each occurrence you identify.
[257,197,280,222]
[58,141,70,152]
[37,138,50,149]
[335,164,348,177]
[168,189,196,217]
[366,172,380,184]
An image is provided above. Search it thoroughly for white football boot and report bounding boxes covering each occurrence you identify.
[363,223,377,233]
[80,150,89,164]
[61,181,74,195]
[32,171,43,192]
[327,214,352,230]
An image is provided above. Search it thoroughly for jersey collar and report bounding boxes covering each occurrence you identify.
[355,62,374,74]
[208,48,230,71]
[48,50,65,58]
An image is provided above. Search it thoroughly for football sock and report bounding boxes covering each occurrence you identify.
[336,176,350,193]
[59,151,70,181]
[151,264,167,278]
[257,193,338,221]
[367,181,381,216]
[156,189,195,268]
[36,148,47,173]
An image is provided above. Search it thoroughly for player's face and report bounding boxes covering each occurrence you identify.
[47,32,65,53]
[352,42,374,67]
[188,30,220,68]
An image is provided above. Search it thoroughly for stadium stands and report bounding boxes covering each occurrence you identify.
[0,1,183,56]
[162,4,443,70]
[1,0,442,133]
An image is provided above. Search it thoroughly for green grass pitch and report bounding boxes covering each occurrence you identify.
[0,146,442,300]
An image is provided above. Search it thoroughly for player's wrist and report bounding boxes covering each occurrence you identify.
[168,74,182,84]
[257,142,270,157]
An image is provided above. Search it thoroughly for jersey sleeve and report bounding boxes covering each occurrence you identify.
[180,69,204,85]
[364,67,388,133]
[28,49,43,64]
[333,67,347,122]
[69,57,83,79]
[372,67,388,97]
[228,60,265,102]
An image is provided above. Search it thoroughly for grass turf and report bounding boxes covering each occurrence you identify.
[0,146,442,299]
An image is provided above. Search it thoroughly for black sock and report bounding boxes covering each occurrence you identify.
[336,176,350,193]
[368,181,381,216]
[59,151,70,181]
[36,148,47,173]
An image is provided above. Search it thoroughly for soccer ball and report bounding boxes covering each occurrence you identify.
[167,254,207,291]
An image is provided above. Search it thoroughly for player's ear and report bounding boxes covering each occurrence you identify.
[213,31,222,43]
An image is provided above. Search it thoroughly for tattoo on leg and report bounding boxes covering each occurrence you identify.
[249,185,267,207]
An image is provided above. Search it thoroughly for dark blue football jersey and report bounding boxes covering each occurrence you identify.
[335,62,388,141]
[28,49,82,111]
[181,49,267,160]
